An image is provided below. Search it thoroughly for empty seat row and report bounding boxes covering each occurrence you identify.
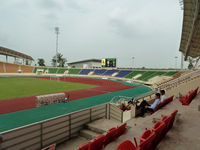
[93,69,107,75]
[103,69,119,75]
[116,110,178,150]
[78,123,127,150]
[79,69,94,75]
[115,70,132,77]
[179,87,199,105]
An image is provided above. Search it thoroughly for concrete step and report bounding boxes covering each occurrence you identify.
[80,129,100,140]
[86,119,121,134]
[86,124,106,134]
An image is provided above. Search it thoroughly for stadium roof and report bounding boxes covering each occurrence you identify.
[179,0,200,60]
[0,46,34,61]
[68,59,101,65]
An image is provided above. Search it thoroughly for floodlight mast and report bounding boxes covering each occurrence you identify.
[55,27,59,67]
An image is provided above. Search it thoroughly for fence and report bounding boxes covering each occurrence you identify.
[1,104,107,150]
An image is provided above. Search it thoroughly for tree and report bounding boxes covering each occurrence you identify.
[37,58,45,66]
[188,57,195,69]
[52,53,67,67]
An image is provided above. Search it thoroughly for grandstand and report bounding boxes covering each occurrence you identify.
[32,66,180,85]
[0,46,34,73]
[0,61,34,73]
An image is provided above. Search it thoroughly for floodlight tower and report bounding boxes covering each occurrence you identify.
[179,0,184,69]
[55,27,59,67]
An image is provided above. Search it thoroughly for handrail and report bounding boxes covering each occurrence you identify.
[159,69,200,89]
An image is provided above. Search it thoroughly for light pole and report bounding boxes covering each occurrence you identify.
[132,57,135,69]
[55,27,59,67]
[175,56,178,69]
[181,53,184,69]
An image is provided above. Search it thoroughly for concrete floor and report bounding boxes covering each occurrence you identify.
[56,94,200,150]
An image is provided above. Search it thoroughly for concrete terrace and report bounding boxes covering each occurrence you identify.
[56,93,200,150]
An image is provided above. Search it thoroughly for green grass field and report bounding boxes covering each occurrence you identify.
[0,78,96,100]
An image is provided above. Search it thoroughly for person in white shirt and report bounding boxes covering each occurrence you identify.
[135,93,161,116]
[160,90,166,103]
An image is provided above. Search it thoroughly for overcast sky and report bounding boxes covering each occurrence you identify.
[0,0,186,68]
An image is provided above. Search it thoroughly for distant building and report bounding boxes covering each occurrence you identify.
[67,59,101,69]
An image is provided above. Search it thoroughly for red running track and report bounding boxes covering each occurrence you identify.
[0,77,135,115]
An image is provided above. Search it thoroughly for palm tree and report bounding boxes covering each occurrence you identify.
[52,53,67,67]
[37,58,45,66]
[188,57,195,69]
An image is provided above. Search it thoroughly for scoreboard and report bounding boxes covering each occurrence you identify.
[101,58,116,67]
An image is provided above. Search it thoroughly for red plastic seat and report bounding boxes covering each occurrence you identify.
[116,123,127,138]
[152,121,165,146]
[179,95,189,105]
[103,128,117,147]
[134,129,156,150]
[154,96,174,111]
[168,110,178,130]
[116,140,136,150]
[161,115,171,135]
[179,87,199,105]
[90,134,105,150]
[77,142,91,150]
[161,110,178,135]
[42,144,56,150]
[147,96,174,114]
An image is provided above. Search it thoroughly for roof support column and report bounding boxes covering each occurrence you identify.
[6,55,8,62]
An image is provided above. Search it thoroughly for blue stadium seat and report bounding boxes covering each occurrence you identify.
[115,70,132,77]
[103,69,119,76]
[79,69,94,75]
[93,69,107,75]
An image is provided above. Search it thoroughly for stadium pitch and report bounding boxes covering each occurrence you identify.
[0,77,96,101]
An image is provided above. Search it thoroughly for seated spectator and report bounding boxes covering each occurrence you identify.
[135,93,161,116]
[160,90,166,103]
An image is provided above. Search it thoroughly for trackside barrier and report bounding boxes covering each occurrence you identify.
[0,104,108,150]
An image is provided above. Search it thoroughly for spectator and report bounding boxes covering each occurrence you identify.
[160,90,166,103]
[135,93,161,116]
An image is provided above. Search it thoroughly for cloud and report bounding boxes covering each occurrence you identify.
[37,0,63,11]
[108,7,146,38]
[66,0,88,13]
